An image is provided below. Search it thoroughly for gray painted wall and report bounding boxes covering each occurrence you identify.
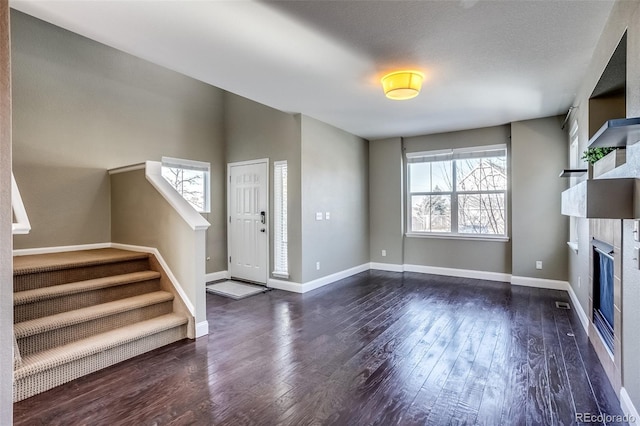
[566,0,640,409]
[111,169,205,325]
[224,92,303,283]
[403,125,513,274]
[1,1,13,422]
[511,116,568,280]
[300,116,369,282]
[369,138,403,265]
[11,11,227,274]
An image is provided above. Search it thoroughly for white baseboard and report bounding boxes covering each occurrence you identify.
[13,242,111,256]
[404,264,511,283]
[301,263,370,293]
[510,276,569,291]
[268,278,304,293]
[205,271,229,282]
[195,321,209,338]
[370,262,404,272]
[268,263,369,294]
[567,282,589,333]
[621,388,640,426]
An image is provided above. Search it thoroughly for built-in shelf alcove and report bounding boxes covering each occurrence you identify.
[589,33,626,139]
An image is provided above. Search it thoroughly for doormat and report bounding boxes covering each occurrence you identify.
[205,280,266,300]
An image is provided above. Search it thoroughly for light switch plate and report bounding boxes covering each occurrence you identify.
[325,212,331,220]
[315,212,323,220]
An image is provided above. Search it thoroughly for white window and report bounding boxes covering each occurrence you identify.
[161,156,210,213]
[407,145,507,237]
[569,121,579,246]
[273,161,288,277]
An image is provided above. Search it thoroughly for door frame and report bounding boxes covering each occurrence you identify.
[226,158,270,285]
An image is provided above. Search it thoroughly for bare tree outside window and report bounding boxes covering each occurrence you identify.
[408,147,507,237]
[160,158,210,213]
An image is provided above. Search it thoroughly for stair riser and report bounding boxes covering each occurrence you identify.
[18,301,174,356]
[15,279,161,322]
[14,324,187,402]
[14,258,150,292]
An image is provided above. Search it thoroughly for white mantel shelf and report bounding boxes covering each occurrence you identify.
[561,178,637,219]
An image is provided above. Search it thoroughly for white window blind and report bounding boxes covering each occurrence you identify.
[161,156,211,213]
[569,121,579,245]
[273,161,288,277]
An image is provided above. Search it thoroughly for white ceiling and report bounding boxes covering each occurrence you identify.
[11,0,615,140]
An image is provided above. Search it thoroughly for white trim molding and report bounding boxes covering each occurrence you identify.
[404,264,511,282]
[195,321,209,339]
[510,276,569,291]
[621,387,640,426]
[268,278,304,293]
[567,282,589,333]
[268,263,370,294]
[370,262,404,273]
[13,242,111,256]
[205,271,230,283]
[12,173,31,235]
[107,163,145,175]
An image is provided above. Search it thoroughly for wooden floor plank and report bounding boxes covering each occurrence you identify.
[13,271,626,425]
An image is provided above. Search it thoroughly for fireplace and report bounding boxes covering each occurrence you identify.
[592,239,614,353]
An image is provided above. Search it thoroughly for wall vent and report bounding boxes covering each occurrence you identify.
[556,301,571,310]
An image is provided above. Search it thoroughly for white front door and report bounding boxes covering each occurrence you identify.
[228,160,268,284]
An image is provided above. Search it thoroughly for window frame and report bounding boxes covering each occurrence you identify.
[405,144,509,241]
[161,156,211,214]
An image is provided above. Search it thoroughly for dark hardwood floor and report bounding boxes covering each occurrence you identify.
[14,271,626,425]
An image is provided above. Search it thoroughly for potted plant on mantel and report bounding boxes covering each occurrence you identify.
[582,147,626,178]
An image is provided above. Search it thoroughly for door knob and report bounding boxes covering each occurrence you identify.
[260,228,266,233]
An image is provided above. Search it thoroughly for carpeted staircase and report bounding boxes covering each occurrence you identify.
[12,248,190,401]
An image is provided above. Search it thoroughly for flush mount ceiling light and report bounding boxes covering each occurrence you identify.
[381,70,425,100]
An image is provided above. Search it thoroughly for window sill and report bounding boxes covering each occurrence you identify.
[405,232,510,243]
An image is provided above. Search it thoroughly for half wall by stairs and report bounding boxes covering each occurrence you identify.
[13,248,191,401]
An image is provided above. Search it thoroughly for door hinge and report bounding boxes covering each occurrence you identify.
[229,216,231,223]
[229,256,231,263]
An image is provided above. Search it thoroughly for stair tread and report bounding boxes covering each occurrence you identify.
[13,248,149,276]
[15,291,175,338]
[15,313,188,378]
[14,270,161,306]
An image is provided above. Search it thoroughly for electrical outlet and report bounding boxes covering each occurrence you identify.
[325,212,331,220]
[578,276,581,288]
[382,249,387,257]
[536,261,543,270]
[316,261,320,270]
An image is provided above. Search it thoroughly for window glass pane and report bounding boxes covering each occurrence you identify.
[161,165,208,212]
[457,157,506,191]
[409,163,431,193]
[429,194,451,232]
[411,195,430,232]
[430,161,452,192]
[458,193,505,234]
[411,195,451,232]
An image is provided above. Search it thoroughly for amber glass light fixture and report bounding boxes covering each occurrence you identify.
[381,70,425,100]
